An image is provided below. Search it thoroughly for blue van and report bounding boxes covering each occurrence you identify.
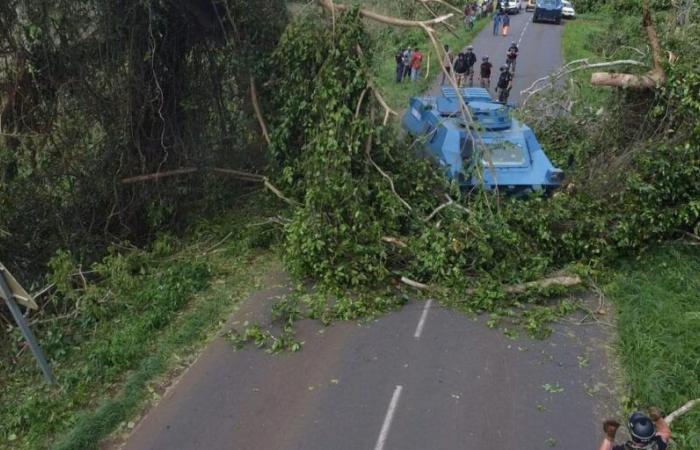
[533,0,563,23]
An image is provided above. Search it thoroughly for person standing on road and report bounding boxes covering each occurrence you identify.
[597,408,671,450]
[402,47,412,80]
[502,12,511,36]
[453,52,468,87]
[495,64,513,102]
[480,56,493,90]
[492,9,502,35]
[464,5,472,29]
[410,47,423,82]
[506,41,518,73]
[441,44,454,85]
[464,45,477,86]
[395,49,405,83]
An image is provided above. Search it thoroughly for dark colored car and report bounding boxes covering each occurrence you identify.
[533,0,562,23]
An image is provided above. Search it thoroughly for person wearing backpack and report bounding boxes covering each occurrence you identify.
[395,49,405,83]
[453,52,468,87]
[495,64,513,103]
[410,47,423,82]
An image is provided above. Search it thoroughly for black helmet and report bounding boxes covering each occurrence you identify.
[500,64,508,71]
[482,56,489,61]
[628,412,655,444]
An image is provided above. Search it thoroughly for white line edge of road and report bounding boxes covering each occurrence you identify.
[413,299,433,339]
[374,385,404,450]
[517,16,530,47]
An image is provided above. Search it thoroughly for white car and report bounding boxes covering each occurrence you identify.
[562,0,576,18]
[499,0,522,14]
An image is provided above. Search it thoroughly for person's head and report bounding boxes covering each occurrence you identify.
[500,64,508,71]
[467,45,473,52]
[511,41,516,46]
[482,56,489,61]
[414,47,419,52]
[444,44,449,51]
[628,412,656,446]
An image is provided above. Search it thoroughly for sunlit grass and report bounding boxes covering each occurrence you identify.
[606,244,700,450]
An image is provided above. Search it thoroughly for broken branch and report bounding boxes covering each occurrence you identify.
[250,77,271,145]
[590,0,666,89]
[121,167,198,184]
[317,0,453,31]
[665,398,700,425]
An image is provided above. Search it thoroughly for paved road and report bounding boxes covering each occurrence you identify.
[123,12,614,450]
[433,4,564,104]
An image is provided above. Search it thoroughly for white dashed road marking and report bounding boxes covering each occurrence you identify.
[374,385,404,450]
[413,299,433,339]
[517,17,531,46]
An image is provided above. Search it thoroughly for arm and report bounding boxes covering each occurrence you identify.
[597,438,614,450]
[599,419,620,450]
[648,407,671,442]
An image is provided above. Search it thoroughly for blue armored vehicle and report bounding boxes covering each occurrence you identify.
[402,87,563,194]
[533,0,563,23]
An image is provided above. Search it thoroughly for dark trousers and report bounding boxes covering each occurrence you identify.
[396,63,404,82]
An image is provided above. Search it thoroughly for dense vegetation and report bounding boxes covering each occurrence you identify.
[1,0,699,448]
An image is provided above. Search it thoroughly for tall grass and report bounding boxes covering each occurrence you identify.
[606,244,700,449]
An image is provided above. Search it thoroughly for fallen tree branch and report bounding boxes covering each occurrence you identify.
[521,59,648,105]
[400,276,430,290]
[424,194,470,221]
[317,0,453,31]
[418,0,463,15]
[250,77,271,145]
[121,167,199,184]
[418,1,458,38]
[365,126,413,211]
[382,236,408,248]
[503,275,581,295]
[665,398,700,425]
[210,167,299,206]
[590,0,666,89]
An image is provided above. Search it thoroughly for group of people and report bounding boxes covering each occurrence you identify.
[394,47,424,83]
[436,41,518,103]
[492,8,512,36]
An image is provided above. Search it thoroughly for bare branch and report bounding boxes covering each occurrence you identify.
[250,77,271,145]
[400,276,430,290]
[666,398,700,425]
[317,0,453,31]
[591,0,666,89]
[381,236,407,247]
[365,131,413,211]
[121,167,199,184]
[211,167,300,206]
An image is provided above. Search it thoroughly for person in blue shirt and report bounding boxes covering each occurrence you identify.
[492,8,502,35]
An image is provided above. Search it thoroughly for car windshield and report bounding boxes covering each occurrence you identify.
[482,140,527,167]
[538,0,560,6]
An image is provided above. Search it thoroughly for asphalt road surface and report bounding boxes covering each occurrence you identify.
[123,11,615,450]
[432,4,565,104]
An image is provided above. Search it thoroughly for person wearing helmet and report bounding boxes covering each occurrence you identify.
[480,56,493,90]
[598,408,671,450]
[453,52,468,87]
[506,41,519,73]
[495,64,512,103]
[464,45,477,86]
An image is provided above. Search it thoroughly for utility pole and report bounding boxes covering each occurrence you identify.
[0,264,56,385]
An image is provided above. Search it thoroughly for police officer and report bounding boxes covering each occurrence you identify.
[598,408,671,450]
[495,64,512,103]
[464,45,477,86]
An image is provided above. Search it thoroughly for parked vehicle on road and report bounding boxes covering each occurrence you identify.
[499,0,522,14]
[533,0,563,23]
[562,0,576,18]
[525,0,536,11]
[401,88,564,194]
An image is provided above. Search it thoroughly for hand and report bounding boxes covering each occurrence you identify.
[648,406,663,422]
[603,419,620,440]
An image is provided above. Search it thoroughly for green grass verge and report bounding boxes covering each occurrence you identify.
[372,17,490,111]
[0,205,278,449]
[561,13,611,106]
[605,244,700,449]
